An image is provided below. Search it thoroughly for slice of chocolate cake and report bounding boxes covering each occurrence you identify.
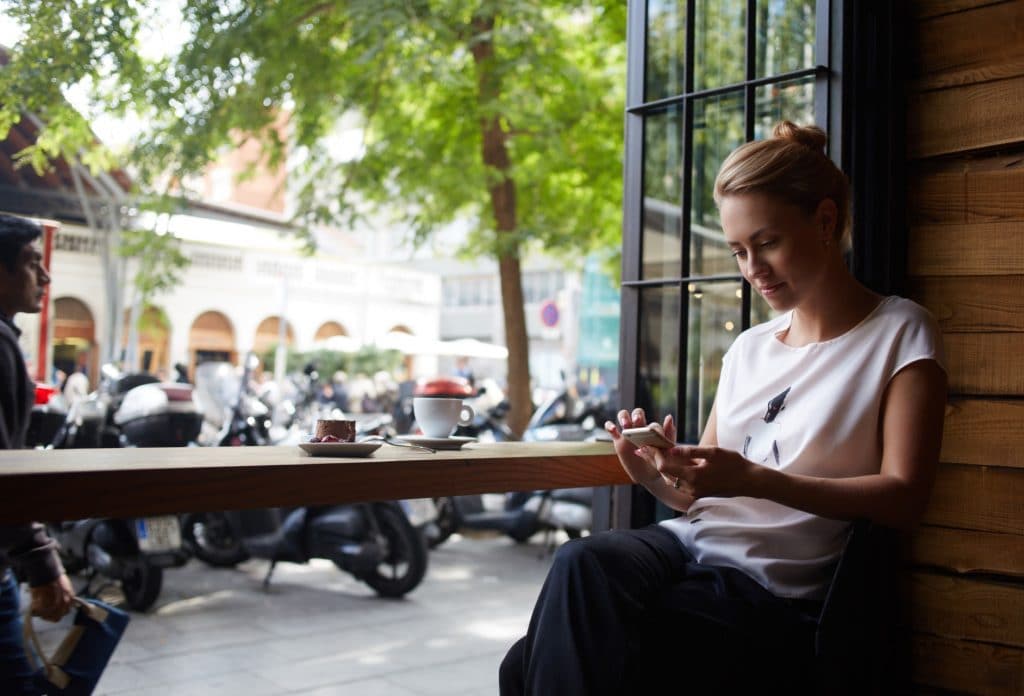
[314,419,357,442]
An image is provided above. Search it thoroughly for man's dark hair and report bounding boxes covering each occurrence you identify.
[0,213,42,273]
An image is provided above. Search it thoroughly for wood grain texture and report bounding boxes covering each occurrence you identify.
[909,276,1024,333]
[925,463,1024,534]
[943,333,1024,395]
[911,525,1024,576]
[910,0,1014,20]
[907,76,1024,159]
[938,398,1024,468]
[908,161,1024,225]
[912,632,1024,695]
[0,442,628,525]
[908,573,1024,647]
[907,221,1024,276]
[912,1,1024,89]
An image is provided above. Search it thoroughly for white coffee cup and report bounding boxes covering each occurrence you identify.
[413,397,475,438]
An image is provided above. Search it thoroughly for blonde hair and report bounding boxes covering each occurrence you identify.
[713,121,851,249]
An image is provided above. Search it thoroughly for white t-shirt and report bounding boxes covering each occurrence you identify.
[660,296,945,599]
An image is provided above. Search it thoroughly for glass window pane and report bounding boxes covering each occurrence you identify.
[690,90,745,276]
[683,281,742,443]
[756,0,816,78]
[645,0,687,102]
[637,285,681,423]
[754,76,815,138]
[642,107,684,280]
[694,0,747,91]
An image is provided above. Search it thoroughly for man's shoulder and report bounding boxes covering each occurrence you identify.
[0,319,19,353]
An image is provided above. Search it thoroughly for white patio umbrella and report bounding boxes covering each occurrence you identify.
[375,331,447,355]
[311,335,362,353]
[437,338,508,360]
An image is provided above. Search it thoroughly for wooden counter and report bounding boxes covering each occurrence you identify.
[0,442,628,524]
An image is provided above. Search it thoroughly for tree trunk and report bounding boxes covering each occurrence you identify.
[470,14,532,438]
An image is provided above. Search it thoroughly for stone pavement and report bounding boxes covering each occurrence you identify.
[30,531,560,695]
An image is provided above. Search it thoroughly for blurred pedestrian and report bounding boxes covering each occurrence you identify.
[174,362,190,384]
[62,367,89,407]
[454,356,475,388]
[0,214,75,694]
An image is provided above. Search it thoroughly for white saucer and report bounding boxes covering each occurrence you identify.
[398,435,477,451]
[298,442,382,457]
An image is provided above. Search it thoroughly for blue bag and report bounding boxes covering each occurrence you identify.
[23,598,130,695]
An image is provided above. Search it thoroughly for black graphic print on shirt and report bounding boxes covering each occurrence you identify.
[742,387,791,467]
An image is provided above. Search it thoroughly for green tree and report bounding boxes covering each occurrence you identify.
[0,0,627,435]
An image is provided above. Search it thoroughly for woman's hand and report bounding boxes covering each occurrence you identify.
[638,445,759,501]
[604,407,675,487]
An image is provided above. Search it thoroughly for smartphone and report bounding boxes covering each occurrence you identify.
[621,424,675,449]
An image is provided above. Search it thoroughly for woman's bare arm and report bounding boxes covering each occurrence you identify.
[646,360,947,530]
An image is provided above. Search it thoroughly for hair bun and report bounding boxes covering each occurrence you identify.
[772,120,827,153]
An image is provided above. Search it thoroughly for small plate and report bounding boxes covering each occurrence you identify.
[397,435,477,451]
[298,442,383,457]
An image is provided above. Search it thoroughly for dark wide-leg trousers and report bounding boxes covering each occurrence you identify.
[499,525,820,695]
[0,571,43,695]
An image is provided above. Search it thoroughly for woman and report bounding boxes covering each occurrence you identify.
[499,122,947,694]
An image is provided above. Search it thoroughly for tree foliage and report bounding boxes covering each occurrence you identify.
[0,0,628,433]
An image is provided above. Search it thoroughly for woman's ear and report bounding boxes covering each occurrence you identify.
[815,198,839,243]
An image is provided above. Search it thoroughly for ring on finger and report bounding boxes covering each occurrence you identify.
[673,476,681,490]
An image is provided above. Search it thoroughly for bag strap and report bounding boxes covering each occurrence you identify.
[23,597,99,689]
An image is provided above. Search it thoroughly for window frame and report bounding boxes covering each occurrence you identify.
[601,0,846,531]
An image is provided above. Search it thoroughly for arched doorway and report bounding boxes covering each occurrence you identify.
[188,311,237,379]
[314,321,348,341]
[253,316,295,354]
[122,305,171,376]
[253,316,295,376]
[53,297,97,387]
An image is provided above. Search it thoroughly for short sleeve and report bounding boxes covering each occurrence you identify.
[889,300,947,381]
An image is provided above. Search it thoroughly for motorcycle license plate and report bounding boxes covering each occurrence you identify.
[135,516,182,552]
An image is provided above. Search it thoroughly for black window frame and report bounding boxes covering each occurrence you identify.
[595,0,911,531]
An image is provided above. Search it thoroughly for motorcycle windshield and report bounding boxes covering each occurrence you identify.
[193,362,241,426]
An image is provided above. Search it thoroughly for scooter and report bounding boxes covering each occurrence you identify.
[184,354,439,570]
[430,487,593,549]
[201,502,430,598]
[43,366,199,611]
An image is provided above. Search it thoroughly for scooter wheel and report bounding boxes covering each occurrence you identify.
[182,512,250,567]
[360,505,429,598]
[121,559,162,612]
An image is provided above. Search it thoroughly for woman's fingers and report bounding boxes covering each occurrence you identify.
[616,409,632,429]
[662,414,676,443]
[671,444,717,461]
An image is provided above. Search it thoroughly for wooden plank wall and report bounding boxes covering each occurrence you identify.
[905,1,1024,693]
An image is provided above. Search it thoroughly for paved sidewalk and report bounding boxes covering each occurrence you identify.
[31,532,559,695]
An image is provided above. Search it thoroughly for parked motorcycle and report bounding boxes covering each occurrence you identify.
[26,382,67,449]
[188,502,430,598]
[48,516,186,612]
[429,377,611,548]
[430,487,592,549]
[522,383,616,443]
[40,366,199,611]
[192,356,271,447]
[185,353,439,571]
